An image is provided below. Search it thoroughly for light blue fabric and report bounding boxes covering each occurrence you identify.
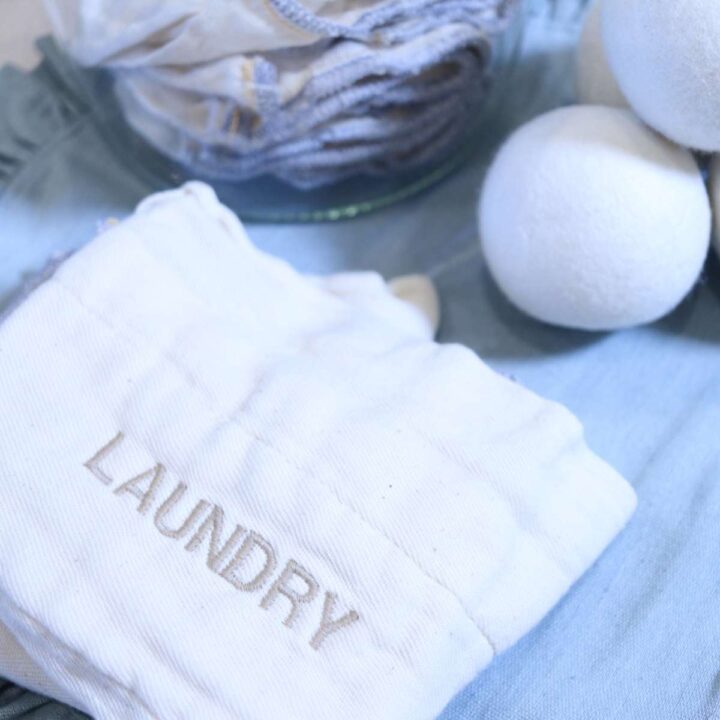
[2,7,720,719]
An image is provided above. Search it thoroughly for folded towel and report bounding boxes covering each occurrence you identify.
[0,183,635,719]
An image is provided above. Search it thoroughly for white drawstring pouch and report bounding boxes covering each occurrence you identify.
[0,183,636,720]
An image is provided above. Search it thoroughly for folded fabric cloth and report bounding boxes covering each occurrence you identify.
[44,0,517,187]
[0,183,635,719]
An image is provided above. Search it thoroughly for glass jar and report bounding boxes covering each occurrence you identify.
[44,1,523,221]
[48,0,593,222]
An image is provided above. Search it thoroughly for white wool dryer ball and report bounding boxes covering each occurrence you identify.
[602,0,720,151]
[479,106,711,330]
[576,0,627,108]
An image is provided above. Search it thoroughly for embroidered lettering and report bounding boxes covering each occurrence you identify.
[260,559,319,628]
[154,483,209,540]
[185,505,245,573]
[113,464,166,515]
[221,531,277,592]
[83,431,125,485]
[310,592,360,651]
[83,432,361,651]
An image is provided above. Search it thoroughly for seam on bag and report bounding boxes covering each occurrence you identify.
[50,277,498,657]
[411,409,583,582]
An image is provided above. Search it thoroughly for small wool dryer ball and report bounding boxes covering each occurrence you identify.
[479,106,711,330]
[576,0,627,107]
[602,0,720,151]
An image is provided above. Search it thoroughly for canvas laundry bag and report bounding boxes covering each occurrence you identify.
[0,183,636,720]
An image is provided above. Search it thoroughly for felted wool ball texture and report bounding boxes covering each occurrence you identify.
[478,106,711,331]
[602,0,720,152]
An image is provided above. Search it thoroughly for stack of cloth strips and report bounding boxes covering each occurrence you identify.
[45,0,517,187]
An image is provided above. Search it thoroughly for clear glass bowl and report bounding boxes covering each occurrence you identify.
[46,0,592,222]
[43,2,527,222]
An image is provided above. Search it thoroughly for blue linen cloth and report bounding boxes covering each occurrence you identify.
[1,10,720,719]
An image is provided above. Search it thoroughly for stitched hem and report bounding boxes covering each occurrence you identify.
[48,275,498,657]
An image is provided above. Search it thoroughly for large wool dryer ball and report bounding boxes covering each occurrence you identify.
[576,0,626,108]
[602,0,720,151]
[478,106,711,330]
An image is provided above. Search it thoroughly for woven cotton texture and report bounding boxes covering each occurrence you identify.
[0,183,635,719]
